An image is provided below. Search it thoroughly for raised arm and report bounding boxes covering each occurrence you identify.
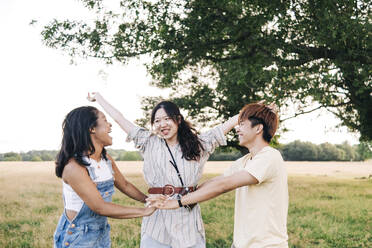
[63,160,155,219]
[221,114,239,135]
[87,92,135,134]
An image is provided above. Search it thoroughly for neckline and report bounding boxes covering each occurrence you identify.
[247,146,271,160]
[89,157,103,164]
[163,139,179,149]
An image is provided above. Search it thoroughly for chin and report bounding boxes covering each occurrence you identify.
[164,134,173,139]
[105,138,113,146]
[166,134,177,141]
[238,140,247,147]
[160,133,171,139]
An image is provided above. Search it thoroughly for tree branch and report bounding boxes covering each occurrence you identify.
[280,105,323,122]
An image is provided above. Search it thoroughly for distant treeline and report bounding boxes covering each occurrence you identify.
[0,149,142,162]
[0,141,371,162]
[209,141,372,161]
[279,140,371,161]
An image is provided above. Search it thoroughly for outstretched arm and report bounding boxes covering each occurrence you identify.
[148,171,258,209]
[88,92,135,134]
[63,159,155,219]
[110,156,148,203]
[196,175,224,190]
[221,114,239,135]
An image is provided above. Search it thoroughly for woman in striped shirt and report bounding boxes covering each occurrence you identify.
[88,92,238,248]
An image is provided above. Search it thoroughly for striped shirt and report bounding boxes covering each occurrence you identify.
[126,125,226,248]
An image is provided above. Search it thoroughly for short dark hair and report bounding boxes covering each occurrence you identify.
[239,102,279,142]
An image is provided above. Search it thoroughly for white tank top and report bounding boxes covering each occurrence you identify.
[63,157,113,212]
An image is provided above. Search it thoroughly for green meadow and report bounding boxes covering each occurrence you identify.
[0,162,371,248]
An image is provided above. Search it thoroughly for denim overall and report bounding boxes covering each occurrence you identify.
[54,159,114,248]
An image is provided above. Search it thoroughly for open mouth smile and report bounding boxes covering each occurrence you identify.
[161,128,170,135]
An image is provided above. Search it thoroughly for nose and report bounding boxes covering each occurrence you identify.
[160,119,167,127]
[235,125,240,132]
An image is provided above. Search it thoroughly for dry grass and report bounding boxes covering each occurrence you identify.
[106,160,372,178]
[0,161,371,247]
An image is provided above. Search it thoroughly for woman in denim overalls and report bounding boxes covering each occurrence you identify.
[54,106,156,248]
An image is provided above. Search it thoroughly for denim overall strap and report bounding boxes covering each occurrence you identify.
[106,159,115,176]
[54,179,115,248]
[86,157,114,181]
[86,164,97,181]
[54,157,115,248]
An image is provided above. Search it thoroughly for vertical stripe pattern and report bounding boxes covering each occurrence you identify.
[126,125,226,248]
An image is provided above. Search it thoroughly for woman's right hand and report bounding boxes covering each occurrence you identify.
[86,91,136,134]
[87,92,99,102]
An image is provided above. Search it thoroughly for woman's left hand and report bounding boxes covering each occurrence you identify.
[146,195,179,209]
[157,199,179,210]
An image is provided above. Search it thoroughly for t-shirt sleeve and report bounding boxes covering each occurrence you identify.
[223,159,240,177]
[125,126,152,153]
[199,124,227,154]
[244,149,276,184]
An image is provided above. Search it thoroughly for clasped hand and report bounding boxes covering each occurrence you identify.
[146,195,179,209]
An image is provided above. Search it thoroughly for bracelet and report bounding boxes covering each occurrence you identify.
[176,194,183,208]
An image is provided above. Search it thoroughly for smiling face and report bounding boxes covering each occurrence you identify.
[90,111,113,147]
[236,119,262,148]
[153,108,179,142]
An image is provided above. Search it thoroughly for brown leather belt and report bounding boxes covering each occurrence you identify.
[148,184,196,196]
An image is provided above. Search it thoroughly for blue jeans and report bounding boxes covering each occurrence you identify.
[141,233,205,248]
[54,179,114,248]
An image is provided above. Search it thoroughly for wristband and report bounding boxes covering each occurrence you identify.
[176,194,183,208]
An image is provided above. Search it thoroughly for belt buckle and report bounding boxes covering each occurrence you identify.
[163,184,175,196]
[179,187,189,195]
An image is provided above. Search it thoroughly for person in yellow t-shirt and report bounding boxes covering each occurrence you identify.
[149,101,289,248]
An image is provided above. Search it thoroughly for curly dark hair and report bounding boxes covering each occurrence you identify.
[55,106,107,178]
[151,101,204,161]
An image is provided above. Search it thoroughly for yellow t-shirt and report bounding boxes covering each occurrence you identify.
[224,146,288,248]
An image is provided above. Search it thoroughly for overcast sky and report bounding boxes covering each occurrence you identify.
[0,0,360,153]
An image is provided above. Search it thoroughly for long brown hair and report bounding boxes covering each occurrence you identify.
[151,101,204,161]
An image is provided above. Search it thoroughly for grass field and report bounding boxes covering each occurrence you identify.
[0,161,371,248]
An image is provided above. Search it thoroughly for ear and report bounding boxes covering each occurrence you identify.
[90,127,96,134]
[256,124,263,134]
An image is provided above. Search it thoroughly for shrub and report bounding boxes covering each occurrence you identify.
[281,140,319,161]
[118,151,142,161]
[3,152,22,161]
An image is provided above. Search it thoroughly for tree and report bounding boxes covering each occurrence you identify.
[318,142,344,161]
[355,141,372,160]
[281,140,319,161]
[40,0,372,149]
[41,153,54,161]
[31,155,43,162]
[336,141,358,161]
[118,151,142,161]
[3,152,22,161]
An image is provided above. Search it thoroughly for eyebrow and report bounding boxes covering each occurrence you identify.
[155,115,169,119]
